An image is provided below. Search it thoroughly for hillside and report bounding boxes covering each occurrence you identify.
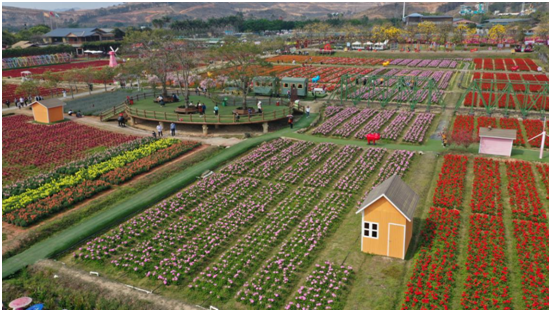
[352,2,459,19]
[2,2,377,28]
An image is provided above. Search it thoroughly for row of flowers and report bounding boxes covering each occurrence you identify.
[476,116,497,141]
[304,145,362,188]
[312,108,359,135]
[248,141,314,179]
[471,158,503,215]
[504,161,547,222]
[2,138,180,214]
[74,173,233,261]
[3,141,199,227]
[432,155,468,209]
[332,109,377,138]
[141,182,287,285]
[402,207,461,309]
[334,148,386,193]
[2,115,136,183]
[451,115,475,142]
[222,139,293,175]
[285,262,354,310]
[460,213,513,309]
[189,186,321,300]
[354,110,396,139]
[536,163,549,199]
[372,150,414,187]
[74,178,260,262]
[381,111,414,140]
[278,143,337,184]
[325,106,344,118]
[523,119,549,148]
[499,117,525,145]
[402,113,435,144]
[237,191,353,309]
[3,137,156,198]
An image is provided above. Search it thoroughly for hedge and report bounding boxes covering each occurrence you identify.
[3,45,74,58]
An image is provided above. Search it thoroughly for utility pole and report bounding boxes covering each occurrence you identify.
[403,2,406,19]
[521,2,525,15]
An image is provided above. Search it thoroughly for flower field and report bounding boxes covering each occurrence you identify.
[473,58,538,71]
[3,139,200,226]
[523,119,549,148]
[312,107,359,135]
[267,55,383,66]
[432,155,468,209]
[2,84,64,102]
[499,117,525,145]
[2,115,137,183]
[402,113,435,143]
[475,116,497,141]
[2,60,109,77]
[284,262,354,310]
[381,111,414,140]
[372,149,414,187]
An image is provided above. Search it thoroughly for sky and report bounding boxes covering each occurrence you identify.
[2,2,122,11]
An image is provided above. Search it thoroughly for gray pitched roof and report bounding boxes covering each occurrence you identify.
[43,28,104,38]
[32,98,66,108]
[356,175,419,221]
[479,127,517,140]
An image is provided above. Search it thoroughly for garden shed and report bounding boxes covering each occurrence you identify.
[356,175,419,259]
[479,127,517,157]
[281,77,308,97]
[30,98,66,124]
[253,76,279,96]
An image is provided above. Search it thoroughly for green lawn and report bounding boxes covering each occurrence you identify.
[129,95,291,123]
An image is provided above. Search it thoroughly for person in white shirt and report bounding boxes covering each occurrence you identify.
[306,105,310,118]
[62,90,67,98]
[156,124,163,137]
[257,101,262,114]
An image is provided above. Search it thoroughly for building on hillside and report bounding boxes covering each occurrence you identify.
[479,127,517,157]
[482,18,532,27]
[31,98,66,124]
[460,3,485,15]
[403,13,453,26]
[42,28,114,46]
[356,175,419,260]
[453,18,478,26]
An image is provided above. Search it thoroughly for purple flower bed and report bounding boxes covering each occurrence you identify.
[222,139,292,175]
[325,106,344,118]
[402,112,435,143]
[334,147,386,193]
[399,59,414,66]
[304,145,362,187]
[428,59,441,67]
[372,149,415,186]
[285,262,354,310]
[333,108,377,137]
[408,59,422,67]
[313,107,359,135]
[417,59,431,67]
[249,141,314,179]
[238,191,353,309]
[147,182,287,284]
[381,111,415,140]
[189,186,321,300]
[437,71,454,89]
[429,90,445,104]
[278,143,337,184]
[354,110,396,139]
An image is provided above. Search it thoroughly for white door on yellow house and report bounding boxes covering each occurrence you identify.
[388,223,405,259]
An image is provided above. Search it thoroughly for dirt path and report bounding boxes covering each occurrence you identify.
[2,144,209,255]
[34,259,201,310]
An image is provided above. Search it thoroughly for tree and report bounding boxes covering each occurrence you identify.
[62,70,80,99]
[383,26,403,44]
[113,28,125,39]
[123,29,177,97]
[2,30,17,46]
[214,38,272,109]
[42,71,63,98]
[452,25,469,45]
[170,40,202,105]
[80,67,96,95]
[94,67,116,91]
[488,24,506,45]
[436,23,453,45]
[448,129,476,149]
[15,80,40,99]
[417,21,436,42]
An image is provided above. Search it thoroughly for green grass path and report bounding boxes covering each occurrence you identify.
[1,114,316,278]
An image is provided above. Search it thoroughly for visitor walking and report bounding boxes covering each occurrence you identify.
[170,122,176,136]
[288,115,294,129]
[152,131,157,139]
[5,99,10,108]
[257,101,262,114]
[214,104,219,115]
[157,123,163,137]
[202,103,207,116]
[306,105,310,118]
[62,89,67,98]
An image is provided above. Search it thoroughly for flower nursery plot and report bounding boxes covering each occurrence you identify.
[2,115,137,183]
[2,60,109,77]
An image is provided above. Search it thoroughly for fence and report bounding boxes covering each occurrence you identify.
[127,106,293,125]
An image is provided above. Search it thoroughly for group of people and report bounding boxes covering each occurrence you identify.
[67,110,83,118]
[117,113,126,127]
[153,122,177,138]
[5,95,45,109]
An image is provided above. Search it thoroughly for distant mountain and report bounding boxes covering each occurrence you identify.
[352,2,459,19]
[54,8,81,12]
[2,2,378,28]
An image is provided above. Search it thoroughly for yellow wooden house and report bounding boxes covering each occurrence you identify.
[356,175,419,259]
[30,99,66,124]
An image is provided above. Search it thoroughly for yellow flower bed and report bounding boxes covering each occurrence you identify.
[2,139,179,214]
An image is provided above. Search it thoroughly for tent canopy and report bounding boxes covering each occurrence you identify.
[365,41,373,45]
[352,41,361,45]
